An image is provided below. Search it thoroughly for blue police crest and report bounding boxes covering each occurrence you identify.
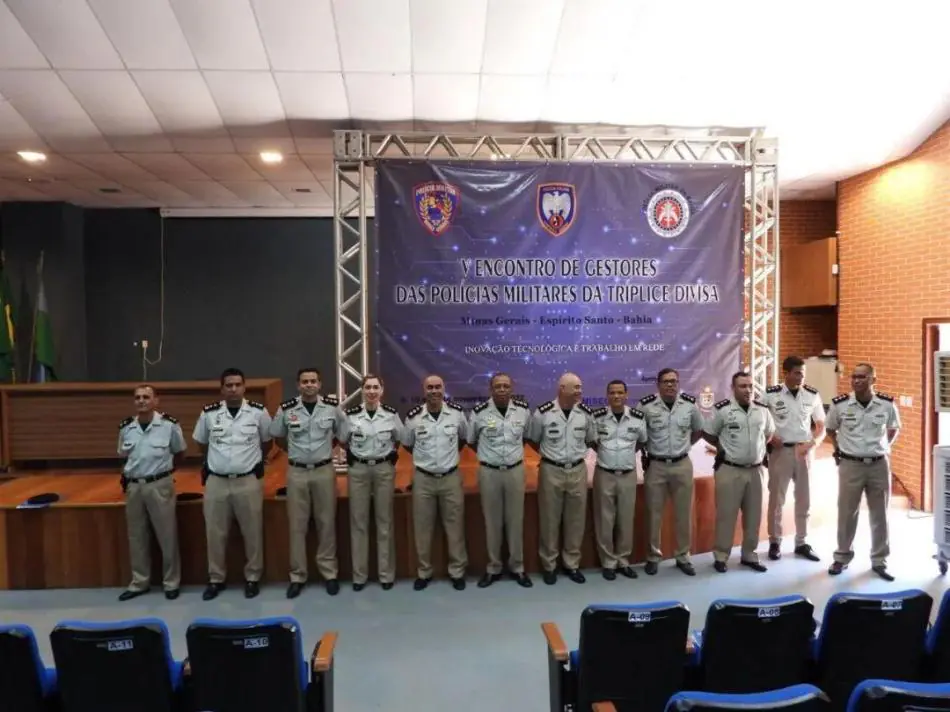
[537,183,577,236]
[414,182,460,236]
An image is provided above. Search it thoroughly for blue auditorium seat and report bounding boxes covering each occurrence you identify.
[925,588,950,680]
[813,590,932,710]
[0,624,57,712]
[846,680,950,712]
[665,684,829,712]
[542,601,691,712]
[184,616,337,712]
[689,595,816,693]
[50,617,182,712]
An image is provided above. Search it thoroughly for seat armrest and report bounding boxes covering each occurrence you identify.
[182,658,191,678]
[593,703,618,712]
[541,622,568,662]
[312,631,339,673]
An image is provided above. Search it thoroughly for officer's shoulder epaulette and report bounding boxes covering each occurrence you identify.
[344,404,362,415]
[203,401,222,413]
[118,416,133,429]
[639,394,657,405]
[473,401,490,413]
[876,392,894,402]
[160,412,179,424]
[512,397,529,409]
[406,404,424,419]
[631,408,645,419]
[753,399,768,408]
[714,399,731,409]
[247,400,265,410]
[322,394,339,405]
[445,400,464,412]
[279,397,298,410]
[679,392,696,403]
[832,394,849,405]
[803,384,818,394]
[577,403,593,415]
[538,400,555,413]
[381,403,397,414]
[592,407,608,418]
[765,384,782,394]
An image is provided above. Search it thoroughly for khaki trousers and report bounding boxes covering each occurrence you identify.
[537,461,588,572]
[349,461,396,584]
[834,457,890,567]
[204,474,264,583]
[713,463,765,563]
[592,466,636,569]
[644,458,694,564]
[287,464,338,583]
[125,476,180,592]
[413,469,468,579]
[477,464,526,575]
[767,445,812,546]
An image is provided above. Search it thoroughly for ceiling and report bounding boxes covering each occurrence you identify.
[0,0,948,215]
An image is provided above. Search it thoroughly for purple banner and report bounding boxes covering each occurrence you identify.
[373,160,744,415]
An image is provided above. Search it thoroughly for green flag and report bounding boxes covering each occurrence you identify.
[0,255,16,383]
[32,269,56,383]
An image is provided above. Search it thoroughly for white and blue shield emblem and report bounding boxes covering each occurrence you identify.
[537,183,577,236]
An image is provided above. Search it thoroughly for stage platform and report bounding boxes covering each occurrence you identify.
[0,444,838,590]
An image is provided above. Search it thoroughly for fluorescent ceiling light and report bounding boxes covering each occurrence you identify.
[17,150,46,163]
[259,151,283,164]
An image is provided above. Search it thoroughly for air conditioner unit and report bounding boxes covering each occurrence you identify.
[937,351,950,413]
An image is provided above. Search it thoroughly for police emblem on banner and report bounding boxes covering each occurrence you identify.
[537,183,577,236]
[414,182,460,236]
[646,186,690,238]
[700,386,715,411]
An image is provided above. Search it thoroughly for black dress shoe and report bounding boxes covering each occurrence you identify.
[353,582,366,591]
[287,582,304,599]
[602,568,617,581]
[118,588,149,602]
[794,544,820,562]
[512,572,533,588]
[542,570,557,585]
[563,568,586,584]
[451,577,466,591]
[740,560,767,573]
[618,566,638,579]
[164,588,180,600]
[478,573,501,588]
[325,579,340,596]
[676,561,696,576]
[381,581,394,590]
[714,561,727,573]
[413,577,430,591]
[644,561,659,575]
[202,583,225,600]
[244,581,260,599]
[872,565,895,582]
[828,561,847,576]
[768,542,782,560]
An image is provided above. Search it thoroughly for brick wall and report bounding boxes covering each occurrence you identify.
[837,119,950,507]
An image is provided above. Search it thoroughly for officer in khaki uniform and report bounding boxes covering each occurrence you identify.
[193,368,273,600]
[402,374,469,591]
[338,374,403,591]
[639,368,704,576]
[826,362,901,581]
[703,371,776,573]
[117,385,187,601]
[762,356,825,562]
[590,379,647,580]
[271,368,340,598]
[527,372,597,585]
[467,373,532,588]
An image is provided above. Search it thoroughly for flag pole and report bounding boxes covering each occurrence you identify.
[27,251,43,384]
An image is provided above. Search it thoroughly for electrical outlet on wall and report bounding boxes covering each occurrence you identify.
[141,340,149,350]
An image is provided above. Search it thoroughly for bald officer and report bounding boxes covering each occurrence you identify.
[402,374,469,591]
[117,384,187,601]
[703,371,776,573]
[639,368,704,576]
[271,368,340,598]
[762,355,825,562]
[826,362,901,581]
[527,372,597,585]
[591,379,647,580]
[467,373,532,588]
[193,367,273,600]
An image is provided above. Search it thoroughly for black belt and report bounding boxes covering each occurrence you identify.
[782,442,803,448]
[722,459,763,469]
[209,469,255,479]
[840,453,885,464]
[127,471,172,484]
[352,454,394,466]
[288,458,332,470]
[417,466,458,478]
[648,453,689,463]
[598,466,634,475]
[479,460,523,471]
[541,457,585,469]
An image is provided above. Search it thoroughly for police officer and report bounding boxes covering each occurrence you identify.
[591,380,646,580]
[271,368,340,598]
[703,371,776,573]
[117,384,186,601]
[762,356,825,562]
[639,368,704,576]
[826,362,901,581]
[402,374,469,591]
[338,374,403,591]
[527,372,597,585]
[193,368,273,600]
[467,373,532,588]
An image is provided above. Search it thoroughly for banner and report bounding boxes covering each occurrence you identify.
[374,161,744,414]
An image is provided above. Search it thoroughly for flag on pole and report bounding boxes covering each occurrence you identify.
[0,253,16,383]
[32,263,57,383]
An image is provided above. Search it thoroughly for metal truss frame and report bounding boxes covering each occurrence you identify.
[333,130,779,405]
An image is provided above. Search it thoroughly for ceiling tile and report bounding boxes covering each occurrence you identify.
[481,0,565,75]
[541,76,615,124]
[131,70,227,136]
[231,137,297,155]
[300,155,334,182]
[122,153,210,181]
[477,75,545,122]
[184,154,262,181]
[251,155,316,182]
[413,75,479,122]
[271,181,333,207]
[174,180,243,205]
[218,180,293,206]
[410,0,488,74]
[0,97,47,152]
[333,0,412,73]
[0,2,50,69]
[125,180,204,206]
[549,0,646,76]
[251,0,341,71]
[345,73,413,121]
[203,71,290,137]
[69,153,160,182]
[275,72,349,120]
[168,0,270,70]
[292,137,335,154]
[170,136,236,153]
[87,0,197,70]
[0,177,48,200]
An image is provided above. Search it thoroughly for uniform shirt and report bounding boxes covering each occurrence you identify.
[402,402,468,472]
[467,398,530,467]
[193,399,273,475]
[826,391,901,458]
[118,412,187,478]
[639,392,704,458]
[527,401,597,464]
[339,403,403,460]
[270,394,339,463]
[592,406,647,471]
[762,383,825,444]
[704,398,776,466]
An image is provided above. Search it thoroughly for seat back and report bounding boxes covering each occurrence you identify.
[186,617,307,712]
[815,590,932,709]
[926,589,950,680]
[0,625,49,712]
[50,618,178,712]
[700,596,816,693]
[667,684,830,712]
[847,680,950,712]
[577,601,690,712]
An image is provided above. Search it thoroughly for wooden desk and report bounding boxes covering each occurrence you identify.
[0,380,283,468]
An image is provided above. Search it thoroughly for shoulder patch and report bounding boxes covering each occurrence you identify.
[679,393,696,403]
[473,401,489,413]
[639,394,657,405]
[512,398,529,409]
[322,394,339,405]
[832,394,849,405]
[631,408,645,419]
[803,384,818,394]
[445,400,463,412]
[203,401,222,413]
[753,399,768,408]
[381,403,397,414]
[538,400,555,413]
[577,403,592,415]
[247,400,265,410]
[592,407,608,418]
[119,416,133,429]
[765,385,782,394]
[407,404,423,419]
[875,392,894,402]
[344,405,362,415]
[160,413,179,424]
[714,399,731,410]
[279,397,298,410]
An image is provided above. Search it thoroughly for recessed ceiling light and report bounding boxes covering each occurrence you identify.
[259,151,283,164]
[17,150,46,163]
